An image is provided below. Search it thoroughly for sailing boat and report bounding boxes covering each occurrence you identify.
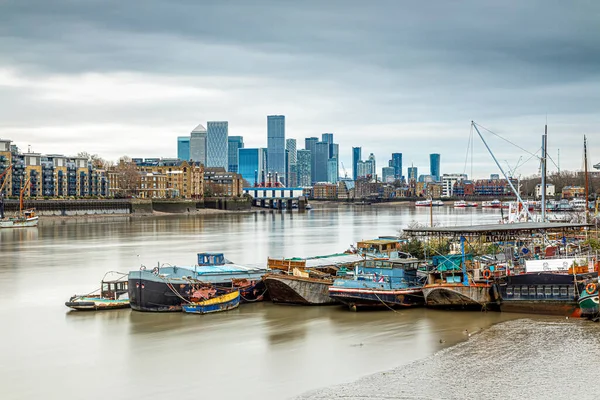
[0,176,39,228]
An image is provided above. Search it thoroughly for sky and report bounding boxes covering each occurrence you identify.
[1,1,599,179]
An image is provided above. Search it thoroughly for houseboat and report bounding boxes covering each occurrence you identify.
[128,252,269,312]
[66,271,130,311]
[328,258,426,310]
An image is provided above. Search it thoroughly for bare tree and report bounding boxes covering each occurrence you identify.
[115,157,140,197]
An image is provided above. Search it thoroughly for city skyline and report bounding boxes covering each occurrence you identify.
[1,2,598,178]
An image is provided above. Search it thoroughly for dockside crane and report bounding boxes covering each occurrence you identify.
[341,162,348,179]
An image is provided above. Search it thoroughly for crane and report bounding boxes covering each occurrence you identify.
[0,165,12,193]
[19,176,32,214]
[341,162,348,179]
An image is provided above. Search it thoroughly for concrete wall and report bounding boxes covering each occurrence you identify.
[151,199,196,213]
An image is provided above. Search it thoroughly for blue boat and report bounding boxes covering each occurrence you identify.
[182,290,240,315]
[328,258,426,310]
[128,252,269,312]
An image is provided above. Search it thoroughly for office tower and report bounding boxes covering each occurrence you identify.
[177,136,190,161]
[286,139,297,164]
[286,139,297,187]
[367,153,376,180]
[297,150,312,187]
[321,133,333,144]
[430,153,441,181]
[227,136,244,173]
[189,124,207,165]
[314,142,330,182]
[391,153,402,179]
[238,148,266,187]
[267,115,286,185]
[382,167,395,183]
[305,137,318,183]
[327,158,338,184]
[329,142,339,182]
[206,121,228,169]
[352,147,361,181]
[407,166,418,181]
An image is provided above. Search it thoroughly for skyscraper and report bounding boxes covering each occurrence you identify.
[238,148,266,187]
[189,124,207,165]
[206,121,229,169]
[391,153,402,180]
[314,142,330,182]
[305,137,319,183]
[327,158,338,184]
[227,136,244,173]
[430,153,441,181]
[382,167,395,183]
[352,147,361,181]
[407,167,418,181]
[177,136,190,161]
[368,153,376,180]
[286,139,297,187]
[267,115,285,185]
[286,139,297,164]
[297,150,312,187]
[321,133,333,144]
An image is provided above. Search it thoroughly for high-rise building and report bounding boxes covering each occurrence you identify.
[356,160,374,180]
[430,153,441,181]
[367,153,376,180]
[286,139,297,164]
[177,136,190,161]
[407,166,418,181]
[305,137,318,184]
[314,142,330,182]
[321,133,333,144]
[382,167,395,183]
[297,149,312,187]
[442,173,467,197]
[190,124,207,165]
[352,147,361,181]
[227,136,244,173]
[329,143,339,182]
[206,121,228,169]
[238,148,266,187]
[286,139,297,187]
[327,158,338,184]
[391,153,402,180]
[267,115,285,185]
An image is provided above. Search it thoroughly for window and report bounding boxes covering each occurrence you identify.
[506,287,513,296]
[529,287,536,296]
[560,287,568,297]
[552,287,560,297]
[544,286,552,296]
[537,287,545,297]
[568,287,575,298]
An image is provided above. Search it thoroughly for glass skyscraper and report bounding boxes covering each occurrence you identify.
[321,133,333,144]
[430,153,441,181]
[391,153,402,180]
[238,148,266,187]
[177,136,190,161]
[408,167,418,181]
[304,137,318,183]
[297,150,312,187]
[286,139,297,186]
[189,124,207,165]
[228,136,244,173]
[206,121,228,169]
[267,115,285,185]
[327,158,338,184]
[352,147,361,181]
[314,142,330,183]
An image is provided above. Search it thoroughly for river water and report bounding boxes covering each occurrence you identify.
[0,205,595,400]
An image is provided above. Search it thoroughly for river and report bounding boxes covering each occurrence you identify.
[0,205,594,400]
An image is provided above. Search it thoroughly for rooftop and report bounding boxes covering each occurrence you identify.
[403,222,592,237]
[191,123,207,133]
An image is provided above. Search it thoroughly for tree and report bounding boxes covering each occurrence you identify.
[115,157,140,197]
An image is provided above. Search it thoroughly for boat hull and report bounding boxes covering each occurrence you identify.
[182,291,240,314]
[578,292,599,318]
[264,275,337,305]
[423,284,499,310]
[500,300,581,317]
[129,276,266,312]
[65,297,130,311]
[0,216,39,228]
[328,287,424,310]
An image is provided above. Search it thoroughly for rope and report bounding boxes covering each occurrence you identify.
[372,290,399,313]
[239,287,268,302]
[157,275,192,304]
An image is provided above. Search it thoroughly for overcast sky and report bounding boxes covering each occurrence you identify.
[1,1,599,178]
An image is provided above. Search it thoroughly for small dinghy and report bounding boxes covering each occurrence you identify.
[182,289,240,315]
[66,271,130,311]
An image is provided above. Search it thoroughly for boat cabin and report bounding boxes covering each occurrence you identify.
[101,280,128,300]
[356,239,402,258]
[198,252,226,266]
[354,259,422,286]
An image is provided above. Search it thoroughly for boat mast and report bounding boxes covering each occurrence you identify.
[541,125,547,222]
[584,135,589,223]
[472,121,533,221]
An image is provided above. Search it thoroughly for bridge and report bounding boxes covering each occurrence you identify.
[243,187,308,210]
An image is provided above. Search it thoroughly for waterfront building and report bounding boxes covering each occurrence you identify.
[206,121,229,169]
[430,153,441,181]
[138,172,168,199]
[535,183,556,199]
[227,136,244,173]
[204,167,244,197]
[407,166,418,181]
[327,158,339,184]
[267,115,286,185]
[238,148,266,187]
[352,147,361,181]
[562,186,585,199]
[473,179,513,196]
[177,136,190,161]
[312,182,338,200]
[297,149,312,187]
[314,142,330,183]
[490,174,500,180]
[305,137,319,184]
[337,179,355,200]
[441,173,468,197]
[391,153,402,180]
[382,167,395,183]
[190,124,207,165]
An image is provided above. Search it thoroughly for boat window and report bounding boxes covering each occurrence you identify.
[568,287,575,298]
[537,287,545,297]
[552,287,560,297]
[506,287,513,296]
[102,283,109,292]
[560,287,568,297]
[529,287,536,296]
[513,287,520,297]
[544,286,552,296]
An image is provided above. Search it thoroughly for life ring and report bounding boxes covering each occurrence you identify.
[482,269,492,280]
[586,283,597,295]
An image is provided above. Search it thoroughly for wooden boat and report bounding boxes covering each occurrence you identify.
[0,175,39,228]
[329,258,426,310]
[182,290,240,314]
[579,281,599,319]
[66,272,130,311]
[264,253,364,305]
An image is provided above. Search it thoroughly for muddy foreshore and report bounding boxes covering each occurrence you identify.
[298,318,600,400]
